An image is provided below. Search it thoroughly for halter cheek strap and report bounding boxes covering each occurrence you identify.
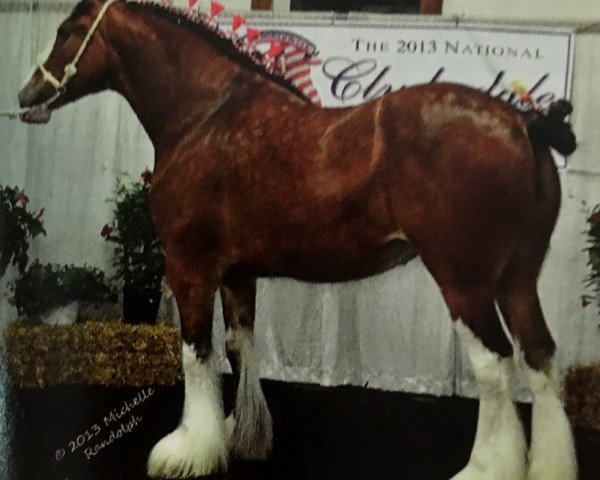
[38,0,118,91]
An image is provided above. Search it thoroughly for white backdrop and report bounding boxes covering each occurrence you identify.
[1,3,599,398]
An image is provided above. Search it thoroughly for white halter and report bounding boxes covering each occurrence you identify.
[0,0,118,119]
[37,0,118,91]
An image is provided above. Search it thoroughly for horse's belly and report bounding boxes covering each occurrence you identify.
[248,238,419,283]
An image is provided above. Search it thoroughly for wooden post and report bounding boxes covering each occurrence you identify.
[251,0,272,10]
[420,0,443,14]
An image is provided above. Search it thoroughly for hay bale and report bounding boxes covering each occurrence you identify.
[565,364,600,431]
[2,320,182,387]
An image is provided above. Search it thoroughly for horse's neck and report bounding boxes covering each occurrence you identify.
[106,7,254,145]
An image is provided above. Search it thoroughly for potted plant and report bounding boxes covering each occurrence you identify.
[0,185,45,277]
[584,206,600,312]
[8,261,118,324]
[102,170,165,324]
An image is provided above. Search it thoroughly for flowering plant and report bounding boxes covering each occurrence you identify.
[8,261,117,320]
[0,185,46,277]
[101,170,165,293]
[584,207,600,312]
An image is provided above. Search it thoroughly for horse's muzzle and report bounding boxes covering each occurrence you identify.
[19,81,42,109]
[18,71,55,124]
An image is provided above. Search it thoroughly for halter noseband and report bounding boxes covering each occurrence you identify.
[37,0,118,91]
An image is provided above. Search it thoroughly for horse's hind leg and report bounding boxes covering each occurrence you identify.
[147,257,228,478]
[497,267,577,480]
[220,273,273,460]
[443,285,526,480]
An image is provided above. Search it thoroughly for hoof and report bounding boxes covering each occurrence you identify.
[147,425,228,479]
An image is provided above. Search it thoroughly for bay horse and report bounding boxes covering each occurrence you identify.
[17,1,578,479]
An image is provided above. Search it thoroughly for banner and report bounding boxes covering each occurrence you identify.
[247,19,574,112]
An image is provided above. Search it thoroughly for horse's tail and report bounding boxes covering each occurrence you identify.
[526,99,577,156]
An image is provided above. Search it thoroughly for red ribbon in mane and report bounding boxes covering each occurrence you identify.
[232,14,245,31]
[268,42,284,58]
[210,1,224,17]
[246,27,260,43]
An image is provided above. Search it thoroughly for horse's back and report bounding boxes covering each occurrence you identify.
[242,81,558,283]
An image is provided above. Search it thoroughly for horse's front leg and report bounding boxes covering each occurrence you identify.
[147,258,228,478]
[220,273,273,461]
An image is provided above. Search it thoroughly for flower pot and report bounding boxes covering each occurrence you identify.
[42,302,79,325]
[122,284,161,324]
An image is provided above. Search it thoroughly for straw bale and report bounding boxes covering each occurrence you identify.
[565,364,600,431]
[2,320,182,387]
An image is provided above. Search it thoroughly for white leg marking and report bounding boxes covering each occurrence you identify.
[525,360,577,480]
[21,34,56,89]
[226,327,273,460]
[147,343,228,478]
[452,322,526,480]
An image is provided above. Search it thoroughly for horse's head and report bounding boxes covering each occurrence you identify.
[18,0,118,123]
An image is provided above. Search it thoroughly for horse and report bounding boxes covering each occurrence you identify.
[17,1,578,479]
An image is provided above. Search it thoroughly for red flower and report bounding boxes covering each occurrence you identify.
[141,169,153,184]
[35,207,45,219]
[582,296,592,308]
[101,224,113,239]
[589,211,600,224]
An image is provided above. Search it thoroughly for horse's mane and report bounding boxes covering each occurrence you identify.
[124,1,312,103]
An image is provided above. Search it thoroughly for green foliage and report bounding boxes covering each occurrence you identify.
[8,261,118,319]
[102,171,165,293]
[585,207,600,313]
[0,185,46,277]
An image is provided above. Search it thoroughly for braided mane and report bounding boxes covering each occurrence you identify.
[125,0,312,103]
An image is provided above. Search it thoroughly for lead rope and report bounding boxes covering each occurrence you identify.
[0,110,29,120]
[0,91,60,119]
[0,0,118,120]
